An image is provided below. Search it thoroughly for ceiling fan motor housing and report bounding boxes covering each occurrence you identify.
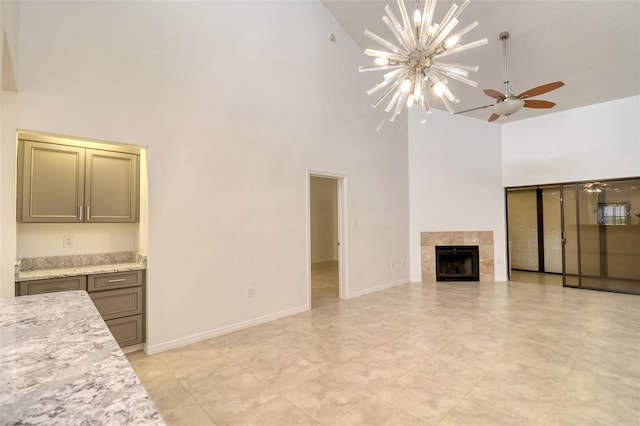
[493,96,525,116]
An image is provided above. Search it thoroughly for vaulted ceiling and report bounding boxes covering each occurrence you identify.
[323,0,640,123]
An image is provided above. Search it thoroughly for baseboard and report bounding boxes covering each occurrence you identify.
[121,343,145,354]
[145,303,309,355]
[348,278,409,299]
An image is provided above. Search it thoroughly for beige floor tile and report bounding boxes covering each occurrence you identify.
[194,373,280,424]
[158,395,215,426]
[366,340,432,371]
[332,396,427,425]
[175,356,246,394]
[329,355,408,394]
[560,368,640,414]
[223,396,319,426]
[375,371,465,424]
[127,354,171,382]
[250,353,327,393]
[437,394,542,426]
[546,396,640,426]
[293,342,363,368]
[411,352,488,393]
[282,374,370,424]
[467,371,564,423]
[142,371,193,413]
[128,266,640,425]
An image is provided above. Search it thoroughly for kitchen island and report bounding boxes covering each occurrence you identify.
[0,290,163,425]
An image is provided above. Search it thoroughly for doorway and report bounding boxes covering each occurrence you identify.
[308,172,347,307]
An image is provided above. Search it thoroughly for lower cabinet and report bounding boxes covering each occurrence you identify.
[18,276,87,295]
[16,270,145,348]
[105,315,143,347]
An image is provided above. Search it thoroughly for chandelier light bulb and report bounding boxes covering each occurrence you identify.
[413,8,422,26]
[445,35,460,48]
[407,94,415,107]
[359,0,487,122]
[433,82,445,97]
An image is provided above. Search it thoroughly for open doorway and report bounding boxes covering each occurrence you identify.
[308,173,346,307]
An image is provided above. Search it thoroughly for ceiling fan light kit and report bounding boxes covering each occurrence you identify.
[455,31,566,122]
[359,0,488,123]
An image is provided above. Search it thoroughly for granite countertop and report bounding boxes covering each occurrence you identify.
[0,290,164,425]
[15,252,147,282]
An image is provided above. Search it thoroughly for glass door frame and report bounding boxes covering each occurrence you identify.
[560,183,581,288]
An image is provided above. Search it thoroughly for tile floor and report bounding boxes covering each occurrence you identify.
[127,262,640,425]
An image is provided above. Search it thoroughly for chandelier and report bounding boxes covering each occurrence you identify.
[584,182,607,194]
[359,0,487,122]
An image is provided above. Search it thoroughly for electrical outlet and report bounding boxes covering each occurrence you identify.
[247,286,254,298]
[63,235,74,248]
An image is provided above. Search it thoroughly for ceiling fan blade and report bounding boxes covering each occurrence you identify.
[517,81,565,99]
[488,113,501,122]
[454,104,495,115]
[484,89,506,100]
[524,99,556,109]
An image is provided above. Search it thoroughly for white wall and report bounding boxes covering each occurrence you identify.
[310,177,337,264]
[408,108,507,282]
[6,1,410,352]
[0,0,20,297]
[16,223,139,258]
[502,96,640,186]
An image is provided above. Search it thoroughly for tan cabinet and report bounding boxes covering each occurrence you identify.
[88,270,145,348]
[18,140,139,223]
[16,270,145,348]
[17,275,87,296]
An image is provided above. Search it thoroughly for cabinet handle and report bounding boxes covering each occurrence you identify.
[48,286,70,290]
[87,206,90,221]
[79,206,83,221]
[106,278,127,283]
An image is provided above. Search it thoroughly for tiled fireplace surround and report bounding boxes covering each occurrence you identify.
[421,231,495,282]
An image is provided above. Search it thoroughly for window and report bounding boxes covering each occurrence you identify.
[598,202,630,225]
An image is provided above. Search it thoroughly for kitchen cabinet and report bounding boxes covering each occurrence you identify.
[17,275,87,296]
[16,270,145,348]
[18,140,139,223]
[89,270,145,347]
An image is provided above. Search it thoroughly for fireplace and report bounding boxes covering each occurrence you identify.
[421,231,494,282]
[435,245,480,282]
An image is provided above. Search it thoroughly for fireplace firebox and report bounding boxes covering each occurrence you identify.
[435,245,480,282]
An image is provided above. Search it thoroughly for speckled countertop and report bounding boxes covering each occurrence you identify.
[15,252,146,282]
[0,290,164,425]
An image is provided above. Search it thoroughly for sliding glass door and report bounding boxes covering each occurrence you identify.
[561,179,640,293]
[508,178,639,294]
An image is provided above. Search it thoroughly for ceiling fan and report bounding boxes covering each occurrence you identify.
[455,31,565,122]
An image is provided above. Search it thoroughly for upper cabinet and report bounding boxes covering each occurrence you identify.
[18,136,140,223]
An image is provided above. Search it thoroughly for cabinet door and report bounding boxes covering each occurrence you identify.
[90,287,143,320]
[85,150,139,222]
[17,276,88,296]
[19,141,85,222]
[105,315,143,347]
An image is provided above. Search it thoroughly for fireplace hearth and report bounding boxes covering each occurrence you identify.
[435,245,479,281]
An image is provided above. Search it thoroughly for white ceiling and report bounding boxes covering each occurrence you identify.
[322,0,640,123]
